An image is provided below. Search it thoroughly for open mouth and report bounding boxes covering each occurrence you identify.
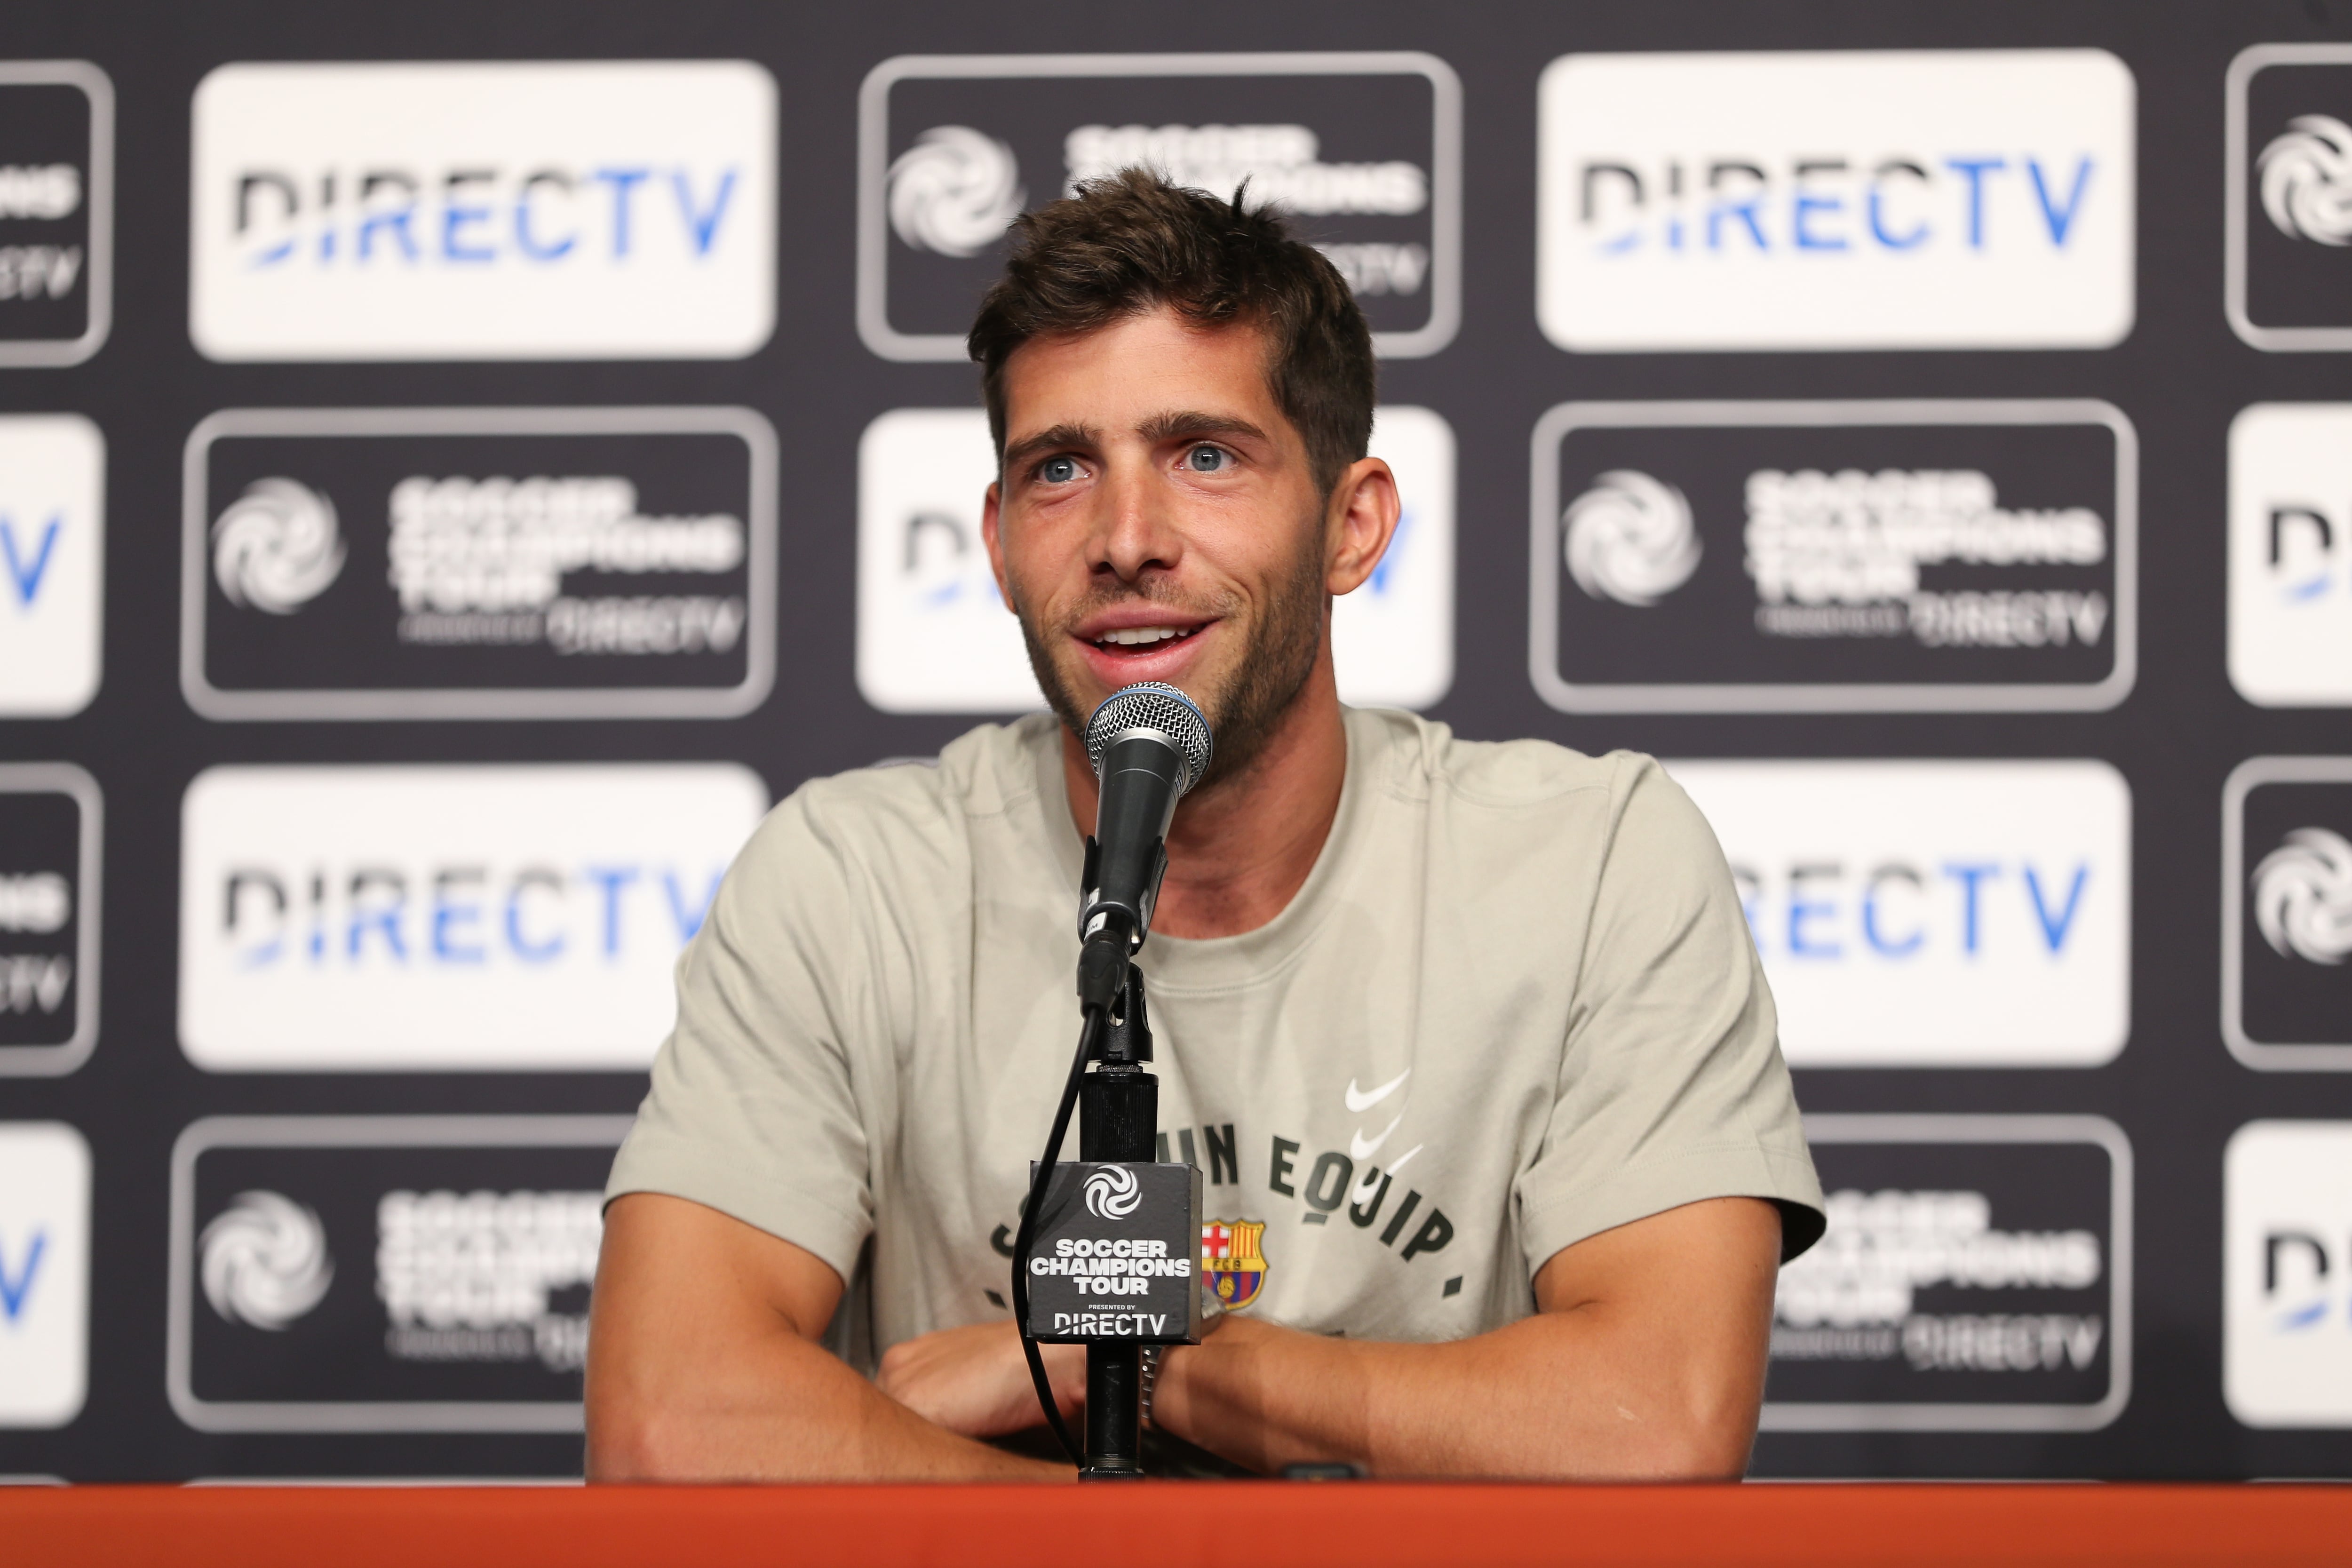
[1091,625,1203,652]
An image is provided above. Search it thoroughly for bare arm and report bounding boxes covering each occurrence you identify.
[1149,1196,1781,1479]
[584,1192,1069,1481]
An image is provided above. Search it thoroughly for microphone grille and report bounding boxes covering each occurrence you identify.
[1083,682,1214,791]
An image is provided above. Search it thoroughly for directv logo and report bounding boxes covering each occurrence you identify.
[2229,406,2352,706]
[2227,1122,2352,1424]
[178,764,768,1072]
[190,62,778,361]
[217,860,721,971]
[1577,152,2096,258]
[0,416,102,718]
[229,163,742,272]
[0,1123,89,1426]
[1538,50,2135,350]
[1671,761,2130,1069]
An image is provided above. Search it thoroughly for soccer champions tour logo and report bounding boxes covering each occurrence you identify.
[2229,44,2352,349]
[0,765,99,1076]
[2225,760,2352,1067]
[0,61,111,366]
[1532,402,2135,715]
[860,52,1460,360]
[183,408,777,722]
[1765,1117,2129,1433]
[170,1117,628,1433]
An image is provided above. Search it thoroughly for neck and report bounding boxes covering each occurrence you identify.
[1061,649,1348,941]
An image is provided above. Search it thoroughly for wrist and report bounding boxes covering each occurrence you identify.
[1148,1311,1243,1438]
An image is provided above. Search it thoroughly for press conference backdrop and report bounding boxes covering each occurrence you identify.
[2,0,2351,1482]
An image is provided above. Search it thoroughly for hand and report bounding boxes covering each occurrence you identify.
[875,1320,1085,1440]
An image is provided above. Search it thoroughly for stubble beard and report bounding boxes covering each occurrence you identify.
[1014,527,1328,796]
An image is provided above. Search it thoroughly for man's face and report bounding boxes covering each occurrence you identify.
[981,306,1335,786]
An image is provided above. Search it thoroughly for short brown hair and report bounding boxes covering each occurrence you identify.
[968,169,1375,496]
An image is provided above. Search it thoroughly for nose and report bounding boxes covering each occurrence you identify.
[1088,454,1183,585]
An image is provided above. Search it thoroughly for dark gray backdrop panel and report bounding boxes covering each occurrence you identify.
[0,0,2344,1480]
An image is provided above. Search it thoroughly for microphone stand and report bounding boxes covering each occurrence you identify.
[1076,961,1154,1480]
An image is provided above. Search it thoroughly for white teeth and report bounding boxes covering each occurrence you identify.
[1097,626,1191,647]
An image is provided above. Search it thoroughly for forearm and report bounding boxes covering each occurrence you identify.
[586,1194,1065,1482]
[1150,1309,1759,1480]
[588,1323,1065,1481]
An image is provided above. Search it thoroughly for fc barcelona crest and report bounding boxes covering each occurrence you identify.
[1201,1219,1268,1311]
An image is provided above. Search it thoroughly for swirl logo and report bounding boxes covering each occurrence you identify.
[1563,470,1701,606]
[1082,1164,1141,1221]
[888,126,1024,258]
[200,1190,334,1331]
[2254,827,2352,966]
[212,478,345,613]
[2258,115,2352,246]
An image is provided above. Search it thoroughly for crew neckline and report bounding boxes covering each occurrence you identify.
[1028,706,1382,996]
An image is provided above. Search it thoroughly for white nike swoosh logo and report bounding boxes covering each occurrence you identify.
[1383,1144,1424,1179]
[1344,1068,1411,1114]
[1350,1113,1404,1161]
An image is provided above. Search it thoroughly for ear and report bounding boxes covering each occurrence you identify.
[1324,456,1402,597]
[980,477,1017,613]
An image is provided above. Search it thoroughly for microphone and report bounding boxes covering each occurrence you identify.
[1075,682,1213,1007]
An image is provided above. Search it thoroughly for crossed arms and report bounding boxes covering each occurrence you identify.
[584,1191,1781,1482]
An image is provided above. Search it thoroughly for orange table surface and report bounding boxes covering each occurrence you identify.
[4,1482,2351,1567]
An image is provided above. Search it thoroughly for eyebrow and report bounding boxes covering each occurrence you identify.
[1137,411,1269,447]
[1001,422,1099,475]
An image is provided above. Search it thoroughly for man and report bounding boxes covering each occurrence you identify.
[587,171,1821,1481]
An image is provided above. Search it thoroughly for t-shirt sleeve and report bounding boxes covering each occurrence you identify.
[1515,756,1824,1272]
[604,788,884,1284]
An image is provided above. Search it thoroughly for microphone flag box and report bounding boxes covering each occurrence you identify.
[1024,1161,1203,1344]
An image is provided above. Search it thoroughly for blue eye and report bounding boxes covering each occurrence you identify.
[1041,456,1079,484]
[1187,446,1226,473]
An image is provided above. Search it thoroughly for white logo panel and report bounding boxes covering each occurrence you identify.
[1668,760,2130,1067]
[178,765,767,1071]
[189,62,776,361]
[0,1122,89,1427]
[2230,405,2352,707]
[1537,50,2135,351]
[2225,1121,2352,1426]
[855,406,1454,714]
[0,415,102,717]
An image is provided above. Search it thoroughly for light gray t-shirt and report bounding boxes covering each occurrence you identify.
[608,707,1821,1360]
